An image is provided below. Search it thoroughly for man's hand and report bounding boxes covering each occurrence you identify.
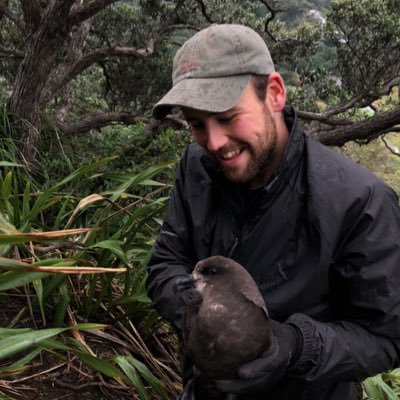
[171,275,202,330]
[215,320,303,394]
[173,275,202,307]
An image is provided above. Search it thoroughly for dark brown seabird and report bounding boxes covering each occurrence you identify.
[183,256,272,399]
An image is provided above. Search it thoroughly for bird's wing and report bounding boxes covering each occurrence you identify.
[239,288,269,318]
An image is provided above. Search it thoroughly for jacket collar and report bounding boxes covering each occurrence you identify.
[265,106,305,193]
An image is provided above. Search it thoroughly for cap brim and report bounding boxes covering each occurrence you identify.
[152,75,252,120]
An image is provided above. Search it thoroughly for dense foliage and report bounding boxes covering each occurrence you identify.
[0,0,398,162]
[0,111,180,398]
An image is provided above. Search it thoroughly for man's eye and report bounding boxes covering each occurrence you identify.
[190,122,203,130]
[218,115,234,124]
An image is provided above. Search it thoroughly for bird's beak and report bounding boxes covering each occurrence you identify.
[192,271,201,281]
[192,271,207,292]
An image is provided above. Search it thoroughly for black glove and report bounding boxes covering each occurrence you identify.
[177,377,196,400]
[177,376,223,400]
[215,319,303,395]
[171,275,203,330]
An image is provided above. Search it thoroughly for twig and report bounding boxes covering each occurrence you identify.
[258,0,285,42]
[381,135,400,157]
[3,362,66,383]
[48,378,129,391]
[32,242,86,254]
[195,0,213,23]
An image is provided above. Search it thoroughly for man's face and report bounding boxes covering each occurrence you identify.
[183,82,279,188]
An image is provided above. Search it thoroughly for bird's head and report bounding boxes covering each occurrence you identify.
[193,256,239,288]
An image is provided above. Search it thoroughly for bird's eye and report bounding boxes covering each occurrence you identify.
[202,265,220,275]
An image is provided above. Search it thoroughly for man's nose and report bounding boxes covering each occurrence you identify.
[206,122,228,152]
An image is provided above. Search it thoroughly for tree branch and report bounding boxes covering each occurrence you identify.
[296,110,351,126]
[258,0,285,42]
[42,41,155,105]
[195,0,214,23]
[313,107,400,146]
[68,0,119,26]
[300,73,400,127]
[52,18,93,121]
[0,44,24,59]
[375,76,400,99]
[321,93,365,118]
[381,135,400,157]
[58,112,150,135]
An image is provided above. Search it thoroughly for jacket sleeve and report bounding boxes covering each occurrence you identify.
[288,181,400,382]
[146,147,197,330]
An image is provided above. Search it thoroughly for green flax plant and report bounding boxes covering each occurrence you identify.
[0,145,179,398]
[362,370,400,399]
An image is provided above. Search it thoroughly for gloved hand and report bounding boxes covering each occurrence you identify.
[215,319,303,395]
[177,377,196,400]
[171,275,203,330]
[177,376,223,400]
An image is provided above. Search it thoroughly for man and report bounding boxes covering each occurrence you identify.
[146,24,400,400]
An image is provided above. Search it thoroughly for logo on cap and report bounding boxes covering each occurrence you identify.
[177,58,202,78]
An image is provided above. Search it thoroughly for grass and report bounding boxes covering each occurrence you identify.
[0,148,181,399]
[340,133,400,196]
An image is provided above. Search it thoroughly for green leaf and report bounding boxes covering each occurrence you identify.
[32,278,45,325]
[0,348,41,376]
[0,258,30,270]
[0,324,107,361]
[41,274,66,301]
[124,355,166,397]
[0,213,19,235]
[0,270,50,291]
[22,182,31,225]
[69,323,108,330]
[115,355,150,400]
[23,193,59,224]
[12,177,21,227]
[53,157,116,190]
[0,327,69,361]
[0,161,23,167]
[0,234,36,244]
[91,240,128,264]
[52,282,70,327]
[54,194,72,230]
[118,293,152,305]
[36,339,71,351]
[75,351,126,379]
[0,328,33,338]
[110,161,174,201]
[1,172,12,207]
[32,258,76,267]
[363,375,400,400]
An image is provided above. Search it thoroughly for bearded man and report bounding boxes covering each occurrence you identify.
[146,24,400,400]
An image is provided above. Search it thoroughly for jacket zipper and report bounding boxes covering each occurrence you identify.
[228,236,239,258]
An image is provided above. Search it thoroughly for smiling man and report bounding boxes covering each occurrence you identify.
[182,77,288,188]
[146,24,400,400]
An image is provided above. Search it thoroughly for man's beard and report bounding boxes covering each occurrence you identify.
[222,113,278,186]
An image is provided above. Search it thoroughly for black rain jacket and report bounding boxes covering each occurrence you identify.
[146,107,400,400]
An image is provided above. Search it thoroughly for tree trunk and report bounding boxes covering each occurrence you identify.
[9,0,75,164]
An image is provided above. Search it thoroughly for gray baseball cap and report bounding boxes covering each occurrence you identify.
[152,24,275,119]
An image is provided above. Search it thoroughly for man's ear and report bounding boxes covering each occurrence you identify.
[266,72,286,112]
